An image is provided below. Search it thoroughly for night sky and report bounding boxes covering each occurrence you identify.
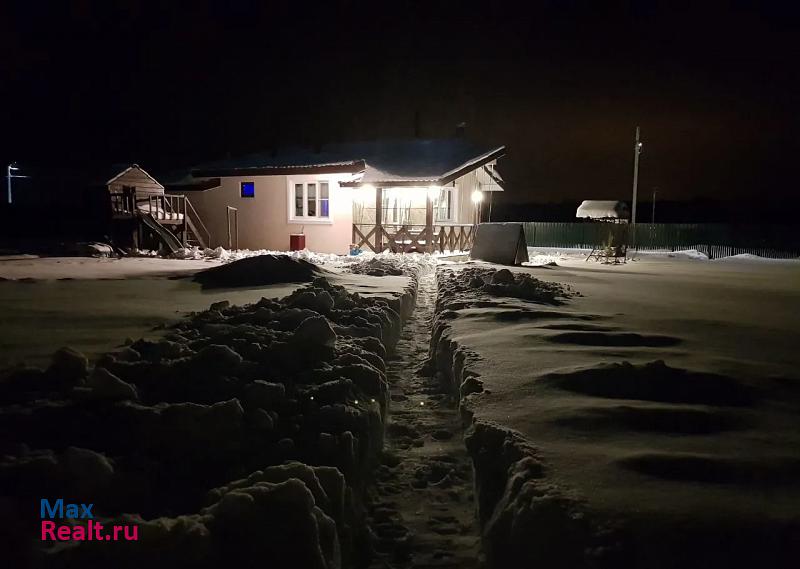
[1,1,798,208]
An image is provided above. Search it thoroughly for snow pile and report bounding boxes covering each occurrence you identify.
[522,253,560,267]
[714,253,800,263]
[192,255,325,288]
[438,267,576,306]
[632,248,709,260]
[347,253,436,277]
[0,273,419,567]
[173,246,355,266]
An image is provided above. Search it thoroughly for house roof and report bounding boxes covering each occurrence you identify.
[105,163,164,188]
[576,200,630,220]
[177,139,505,188]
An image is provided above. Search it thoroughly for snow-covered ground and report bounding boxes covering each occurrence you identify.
[0,254,425,568]
[0,253,418,368]
[432,252,800,567]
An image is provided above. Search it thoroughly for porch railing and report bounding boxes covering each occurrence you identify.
[353,223,475,254]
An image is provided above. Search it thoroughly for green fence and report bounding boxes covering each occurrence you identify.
[520,222,800,260]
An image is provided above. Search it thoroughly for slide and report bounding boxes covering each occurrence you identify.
[138,212,183,255]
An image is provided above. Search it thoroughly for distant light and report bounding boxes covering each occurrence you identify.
[354,399,359,405]
[8,165,19,172]
[309,396,314,400]
[471,190,483,204]
[427,186,440,200]
[370,398,375,403]
[420,401,425,406]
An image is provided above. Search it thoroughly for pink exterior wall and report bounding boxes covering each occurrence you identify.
[172,173,355,254]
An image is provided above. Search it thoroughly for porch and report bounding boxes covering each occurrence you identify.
[352,223,475,253]
[350,182,482,253]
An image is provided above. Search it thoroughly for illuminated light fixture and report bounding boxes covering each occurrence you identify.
[361,183,375,192]
[354,400,359,405]
[471,189,484,204]
[427,185,440,200]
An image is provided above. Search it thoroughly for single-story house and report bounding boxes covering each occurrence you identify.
[165,138,506,254]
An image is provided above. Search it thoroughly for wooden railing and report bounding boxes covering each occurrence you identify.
[146,194,184,222]
[353,223,475,253]
[184,197,210,248]
[110,191,210,249]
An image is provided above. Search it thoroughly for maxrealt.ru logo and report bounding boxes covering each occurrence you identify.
[40,499,138,541]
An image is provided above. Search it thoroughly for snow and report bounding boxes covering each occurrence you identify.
[432,255,800,567]
[0,253,419,368]
[0,255,424,568]
[575,199,629,219]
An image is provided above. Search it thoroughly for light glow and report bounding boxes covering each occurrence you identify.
[471,189,484,204]
[427,185,440,200]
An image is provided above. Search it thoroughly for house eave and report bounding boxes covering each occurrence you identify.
[339,145,507,188]
[192,161,366,178]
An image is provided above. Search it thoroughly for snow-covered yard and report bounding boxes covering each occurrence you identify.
[0,253,417,368]
[432,249,800,567]
[2,249,799,567]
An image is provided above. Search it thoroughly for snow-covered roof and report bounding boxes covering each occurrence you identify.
[106,164,163,188]
[178,139,505,188]
[576,200,630,220]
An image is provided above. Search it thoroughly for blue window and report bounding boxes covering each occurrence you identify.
[241,181,255,198]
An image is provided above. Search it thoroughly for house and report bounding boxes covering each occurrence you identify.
[165,139,506,254]
[107,164,208,252]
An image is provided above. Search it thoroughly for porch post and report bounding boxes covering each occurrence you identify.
[425,193,434,253]
[375,187,383,252]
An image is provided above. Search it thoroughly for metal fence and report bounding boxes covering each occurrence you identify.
[520,222,800,260]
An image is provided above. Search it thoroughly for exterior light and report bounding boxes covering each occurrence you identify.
[471,189,483,204]
[427,186,440,200]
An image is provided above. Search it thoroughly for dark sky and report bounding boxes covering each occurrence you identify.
[1,1,798,206]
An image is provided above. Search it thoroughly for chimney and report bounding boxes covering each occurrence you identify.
[455,121,467,138]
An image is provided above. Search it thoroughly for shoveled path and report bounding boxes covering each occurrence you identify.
[367,270,483,568]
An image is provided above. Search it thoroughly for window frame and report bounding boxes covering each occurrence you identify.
[287,177,334,224]
[434,186,456,223]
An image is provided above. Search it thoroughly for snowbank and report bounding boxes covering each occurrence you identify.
[192,254,324,288]
[0,256,429,567]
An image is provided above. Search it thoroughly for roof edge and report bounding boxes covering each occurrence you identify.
[192,161,365,178]
[339,145,507,188]
[106,164,164,188]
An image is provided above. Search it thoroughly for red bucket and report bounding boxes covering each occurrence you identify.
[289,234,306,251]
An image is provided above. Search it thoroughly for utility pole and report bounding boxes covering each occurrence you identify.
[7,163,19,204]
[652,187,658,224]
[631,127,643,245]
[6,163,29,204]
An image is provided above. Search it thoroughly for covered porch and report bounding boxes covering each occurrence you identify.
[348,160,503,253]
[350,184,482,253]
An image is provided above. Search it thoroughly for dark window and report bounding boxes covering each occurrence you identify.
[307,183,317,216]
[241,181,255,198]
[294,184,304,216]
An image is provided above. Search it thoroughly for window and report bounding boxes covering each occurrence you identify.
[289,180,332,221]
[435,187,454,221]
[241,181,255,198]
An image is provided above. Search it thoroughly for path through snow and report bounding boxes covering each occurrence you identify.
[367,269,483,568]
